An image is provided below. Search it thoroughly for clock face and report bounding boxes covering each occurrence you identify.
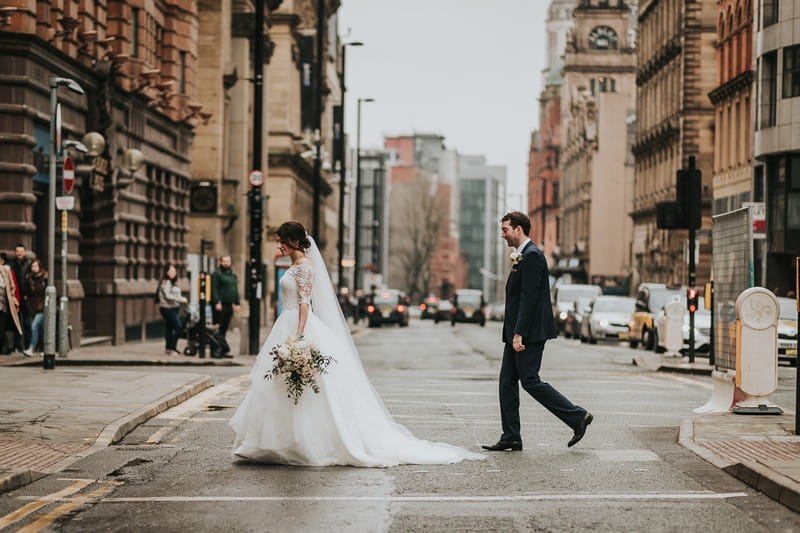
[588,26,618,50]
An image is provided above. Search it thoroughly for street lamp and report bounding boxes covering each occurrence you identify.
[353,97,374,292]
[44,76,84,370]
[336,41,363,292]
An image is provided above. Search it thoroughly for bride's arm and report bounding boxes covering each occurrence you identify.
[295,263,313,337]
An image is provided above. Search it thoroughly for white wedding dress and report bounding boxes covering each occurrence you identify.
[229,241,484,467]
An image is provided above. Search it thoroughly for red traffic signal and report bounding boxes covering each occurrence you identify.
[687,287,699,313]
[63,156,75,194]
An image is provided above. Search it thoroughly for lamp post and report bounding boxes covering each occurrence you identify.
[336,41,363,291]
[311,0,325,239]
[353,97,374,292]
[44,76,84,370]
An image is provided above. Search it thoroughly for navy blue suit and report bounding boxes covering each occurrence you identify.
[499,241,586,443]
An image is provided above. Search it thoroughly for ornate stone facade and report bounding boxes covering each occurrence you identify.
[632,0,716,286]
[0,0,201,343]
[559,0,637,284]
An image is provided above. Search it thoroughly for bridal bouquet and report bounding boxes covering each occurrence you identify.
[264,336,334,404]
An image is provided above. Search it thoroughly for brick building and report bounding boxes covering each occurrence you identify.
[0,0,202,343]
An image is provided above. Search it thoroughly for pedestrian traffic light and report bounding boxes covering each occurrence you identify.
[687,287,699,313]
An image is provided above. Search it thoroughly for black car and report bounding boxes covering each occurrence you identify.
[367,290,410,327]
[434,300,453,323]
[451,289,486,327]
[420,296,439,320]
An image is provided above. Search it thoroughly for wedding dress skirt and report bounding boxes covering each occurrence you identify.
[229,308,485,467]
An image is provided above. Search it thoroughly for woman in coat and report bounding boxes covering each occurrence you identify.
[24,259,47,357]
[0,252,22,354]
[156,264,187,355]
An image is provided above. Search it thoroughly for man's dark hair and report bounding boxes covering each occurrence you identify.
[15,243,24,249]
[502,211,531,236]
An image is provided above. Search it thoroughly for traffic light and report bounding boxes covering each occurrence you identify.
[676,163,702,230]
[687,287,699,313]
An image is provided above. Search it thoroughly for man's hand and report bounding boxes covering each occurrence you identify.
[233,304,241,313]
[214,303,222,311]
[513,334,525,352]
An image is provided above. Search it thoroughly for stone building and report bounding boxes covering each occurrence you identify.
[265,0,341,271]
[752,0,800,294]
[559,0,637,285]
[0,0,202,344]
[632,0,716,286]
[709,0,753,217]
[528,0,576,265]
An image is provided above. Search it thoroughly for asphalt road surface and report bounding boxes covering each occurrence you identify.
[1,319,798,532]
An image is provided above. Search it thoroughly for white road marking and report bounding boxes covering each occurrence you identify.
[21,492,749,504]
[657,374,714,391]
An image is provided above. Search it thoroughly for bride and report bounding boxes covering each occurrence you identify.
[229,221,484,467]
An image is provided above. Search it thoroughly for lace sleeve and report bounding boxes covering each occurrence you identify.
[293,263,313,305]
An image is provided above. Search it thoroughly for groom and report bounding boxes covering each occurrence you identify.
[483,212,593,452]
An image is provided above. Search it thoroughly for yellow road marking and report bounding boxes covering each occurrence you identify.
[15,483,117,533]
[0,479,94,530]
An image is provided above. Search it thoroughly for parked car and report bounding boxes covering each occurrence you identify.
[451,289,486,326]
[566,296,594,339]
[628,285,681,350]
[434,300,453,323]
[581,296,636,344]
[420,295,439,320]
[367,290,409,328]
[653,296,711,353]
[487,302,505,321]
[552,284,602,337]
[778,297,798,364]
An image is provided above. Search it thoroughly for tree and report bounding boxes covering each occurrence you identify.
[388,171,444,302]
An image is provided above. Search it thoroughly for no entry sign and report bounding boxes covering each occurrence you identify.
[63,156,75,194]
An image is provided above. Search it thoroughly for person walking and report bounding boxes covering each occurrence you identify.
[0,252,22,355]
[482,212,593,452]
[23,259,47,357]
[210,255,240,351]
[156,264,187,356]
[9,244,31,353]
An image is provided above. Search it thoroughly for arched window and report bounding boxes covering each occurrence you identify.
[588,26,618,50]
[718,13,725,40]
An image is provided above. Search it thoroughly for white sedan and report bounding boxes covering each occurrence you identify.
[654,296,711,354]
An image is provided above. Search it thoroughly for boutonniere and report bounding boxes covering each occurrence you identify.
[510,250,523,270]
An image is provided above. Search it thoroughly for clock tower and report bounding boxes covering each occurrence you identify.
[558,0,638,284]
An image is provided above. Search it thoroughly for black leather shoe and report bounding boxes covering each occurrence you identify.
[481,440,523,451]
[568,412,594,447]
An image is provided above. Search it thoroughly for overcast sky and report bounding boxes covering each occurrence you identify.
[337,0,550,210]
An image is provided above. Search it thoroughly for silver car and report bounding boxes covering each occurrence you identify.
[580,296,636,344]
[778,297,798,363]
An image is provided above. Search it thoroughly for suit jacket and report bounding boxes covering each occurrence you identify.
[503,241,557,344]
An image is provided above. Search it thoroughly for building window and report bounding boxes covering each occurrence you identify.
[783,46,800,98]
[179,51,186,93]
[131,8,139,58]
[759,52,777,128]
[762,0,778,28]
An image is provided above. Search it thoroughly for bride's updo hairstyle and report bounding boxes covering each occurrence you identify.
[276,221,311,251]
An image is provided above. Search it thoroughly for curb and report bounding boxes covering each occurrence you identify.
[0,375,214,495]
[2,359,243,368]
[678,416,800,513]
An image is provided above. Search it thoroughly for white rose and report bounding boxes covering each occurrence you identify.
[510,251,522,265]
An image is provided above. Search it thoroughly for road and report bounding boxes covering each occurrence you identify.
[1,319,798,532]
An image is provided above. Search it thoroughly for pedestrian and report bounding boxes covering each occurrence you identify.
[482,211,593,452]
[156,264,187,356]
[210,255,240,352]
[8,243,31,352]
[23,259,47,357]
[0,252,22,355]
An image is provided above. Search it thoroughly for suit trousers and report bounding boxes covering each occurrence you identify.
[499,341,585,442]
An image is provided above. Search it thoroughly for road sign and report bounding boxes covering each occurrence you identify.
[55,103,62,152]
[55,196,75,210]
[63,156,75,193]
[248,169,264,187]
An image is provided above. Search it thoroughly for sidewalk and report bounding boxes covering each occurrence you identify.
[636,353,800,512]
[680,413,800,512]
[0,368,212,494]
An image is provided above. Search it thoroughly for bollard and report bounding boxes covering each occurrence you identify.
[732,287,782,415]
[663,299,684,356]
